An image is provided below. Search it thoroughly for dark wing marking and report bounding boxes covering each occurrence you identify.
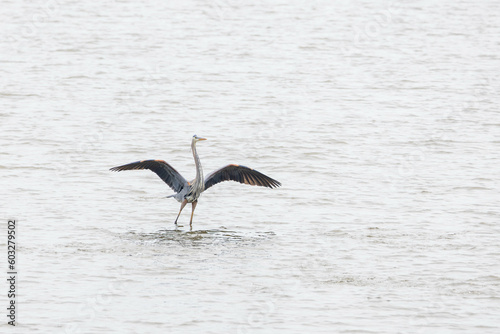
[110,159,188,193]
[204,164,281,191]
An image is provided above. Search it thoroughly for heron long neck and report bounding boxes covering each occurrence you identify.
[191,141,204,190]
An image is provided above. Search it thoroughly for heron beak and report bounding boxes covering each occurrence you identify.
[198,137,207,141]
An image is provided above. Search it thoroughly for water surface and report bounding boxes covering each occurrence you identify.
[1,0,499,333]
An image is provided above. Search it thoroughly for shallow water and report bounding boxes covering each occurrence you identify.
[1,0,500,333]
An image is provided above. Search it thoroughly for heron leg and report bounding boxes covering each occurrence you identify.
[174,199,188,225]
[190,201,198,225]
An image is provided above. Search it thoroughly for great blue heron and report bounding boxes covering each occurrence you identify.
[110,135,281,225]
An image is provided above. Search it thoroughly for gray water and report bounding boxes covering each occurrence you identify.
[1,0,500,333]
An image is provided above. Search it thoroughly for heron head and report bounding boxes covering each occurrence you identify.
[192,135,207,142]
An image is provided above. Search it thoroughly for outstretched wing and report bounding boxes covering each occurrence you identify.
[110,159,188,193]
[204,164,281,191]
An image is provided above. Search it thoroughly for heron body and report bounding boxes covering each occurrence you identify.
[110,135,281,225]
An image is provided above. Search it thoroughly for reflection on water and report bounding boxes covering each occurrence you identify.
[121,228,276,249]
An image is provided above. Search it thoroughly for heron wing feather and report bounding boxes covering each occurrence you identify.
[110,159,188,193]
[204,164,281,190]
